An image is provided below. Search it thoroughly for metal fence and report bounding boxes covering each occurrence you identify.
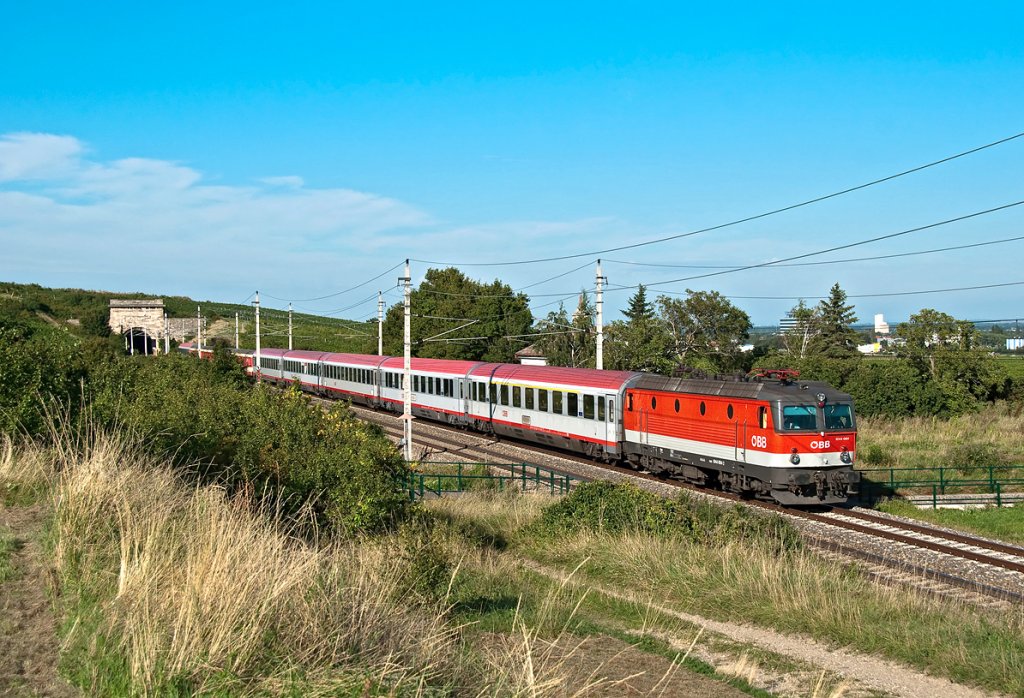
[857,464,1024,508]
[407,462,577,500]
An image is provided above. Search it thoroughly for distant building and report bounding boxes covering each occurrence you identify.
[1007,338,1024,351]
[515,344,548,366]
[857,342,882,354]
[874,313,890,335]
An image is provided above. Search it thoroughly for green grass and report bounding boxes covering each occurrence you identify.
[995,355,1024,380]
[877,499,1024,546]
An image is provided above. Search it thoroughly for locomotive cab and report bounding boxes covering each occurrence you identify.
[772,390,859,505]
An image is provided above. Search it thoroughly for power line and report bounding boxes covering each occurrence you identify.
[262,261,404,303]
[658,279,1024,301]
[609,199,1024,293]
[411,129,1024,266]
[602,233,1024,270]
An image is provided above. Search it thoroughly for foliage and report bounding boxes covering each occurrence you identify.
[382,267,532,362]
[531,481,801,551]
[0,318,85,437]
[85,353,411,535]
[780,299,817,358]
[532,292,597,368]
[807,283,860,358]
[657,290,752,372]
[603,285,673,373]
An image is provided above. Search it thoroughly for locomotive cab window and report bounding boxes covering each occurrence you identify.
[782,405,818,431]
[758,406,769,429]
[824,403,854,430]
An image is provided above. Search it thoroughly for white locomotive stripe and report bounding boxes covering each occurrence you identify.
[624,430,850,471]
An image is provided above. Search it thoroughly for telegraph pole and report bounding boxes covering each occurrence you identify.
[288,303,293,351]
[235,312,239,350]
[254,292,261,382]
[595,259,606,370]
[401,260,413,462]
[197,305,202,357]
[378,291,384,355]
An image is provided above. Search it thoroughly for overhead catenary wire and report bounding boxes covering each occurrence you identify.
[262,261,405,303]
[411,129,1024,266]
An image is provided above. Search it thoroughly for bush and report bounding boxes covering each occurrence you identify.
[531,481,801,551]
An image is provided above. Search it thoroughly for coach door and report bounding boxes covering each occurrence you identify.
[604,396,617,450]
[460,379,470,418]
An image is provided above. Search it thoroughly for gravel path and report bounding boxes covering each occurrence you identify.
[525,560,1004,698]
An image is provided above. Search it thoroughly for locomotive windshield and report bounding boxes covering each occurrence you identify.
[781,405,817,431]
[824,403,854,430]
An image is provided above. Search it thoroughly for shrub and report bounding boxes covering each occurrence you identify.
[531,481,801,551]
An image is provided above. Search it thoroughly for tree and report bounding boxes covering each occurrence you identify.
[604,285,671,372]
[533,291,597,368]
[808,283,859,358]
[382,267,532,362]
[657,290,751,372]
[781,299,817,358]
[896,309,1003,413]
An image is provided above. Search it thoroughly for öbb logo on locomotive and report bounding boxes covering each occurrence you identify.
[182,343,859,506]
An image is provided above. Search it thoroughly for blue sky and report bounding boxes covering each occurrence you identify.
[1,2,1022,326]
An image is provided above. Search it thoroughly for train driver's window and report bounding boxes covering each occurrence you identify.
[782,405,817,431]
[758,406,769,429]
[539,389,548,412]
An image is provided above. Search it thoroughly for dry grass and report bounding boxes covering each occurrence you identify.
[2,429,627,696]
[858,401,1024,470]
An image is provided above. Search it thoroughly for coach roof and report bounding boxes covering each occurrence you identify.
[470,363,639,391]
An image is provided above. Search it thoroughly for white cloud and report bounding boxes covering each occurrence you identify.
[0,132,83,181]
[260,175,304,188]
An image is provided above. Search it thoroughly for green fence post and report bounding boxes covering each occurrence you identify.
[996,482,1002,508]
[550,470,555,494]
[457,463,463,492]
[889,467,894,492]
[989,464,995,494]
[939,467,945,495]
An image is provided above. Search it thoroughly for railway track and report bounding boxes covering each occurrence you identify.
[338,400,1024,607]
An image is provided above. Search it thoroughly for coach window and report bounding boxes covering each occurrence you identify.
[727,404,734,420]
[598,396,606,421]
[699,401,706,416]
[512,386,521,408]
[539,389,549,412]
[553,391,563,415]
[446,379,454,397]
[568,393,579,417]
[758,406,769,429]
[525,388,535,410]
[489,384,497,403]
[583,395,594,419]
[500,384,509,406]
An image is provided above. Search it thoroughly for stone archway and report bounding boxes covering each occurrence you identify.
[122,326,158,355]
[109,299,166,355]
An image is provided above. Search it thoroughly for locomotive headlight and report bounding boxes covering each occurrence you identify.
[790,448,801,465]
[840,447,852,464]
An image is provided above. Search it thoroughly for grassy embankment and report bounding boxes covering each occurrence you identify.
[427,483,1024,697]
[3,434,657,696]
